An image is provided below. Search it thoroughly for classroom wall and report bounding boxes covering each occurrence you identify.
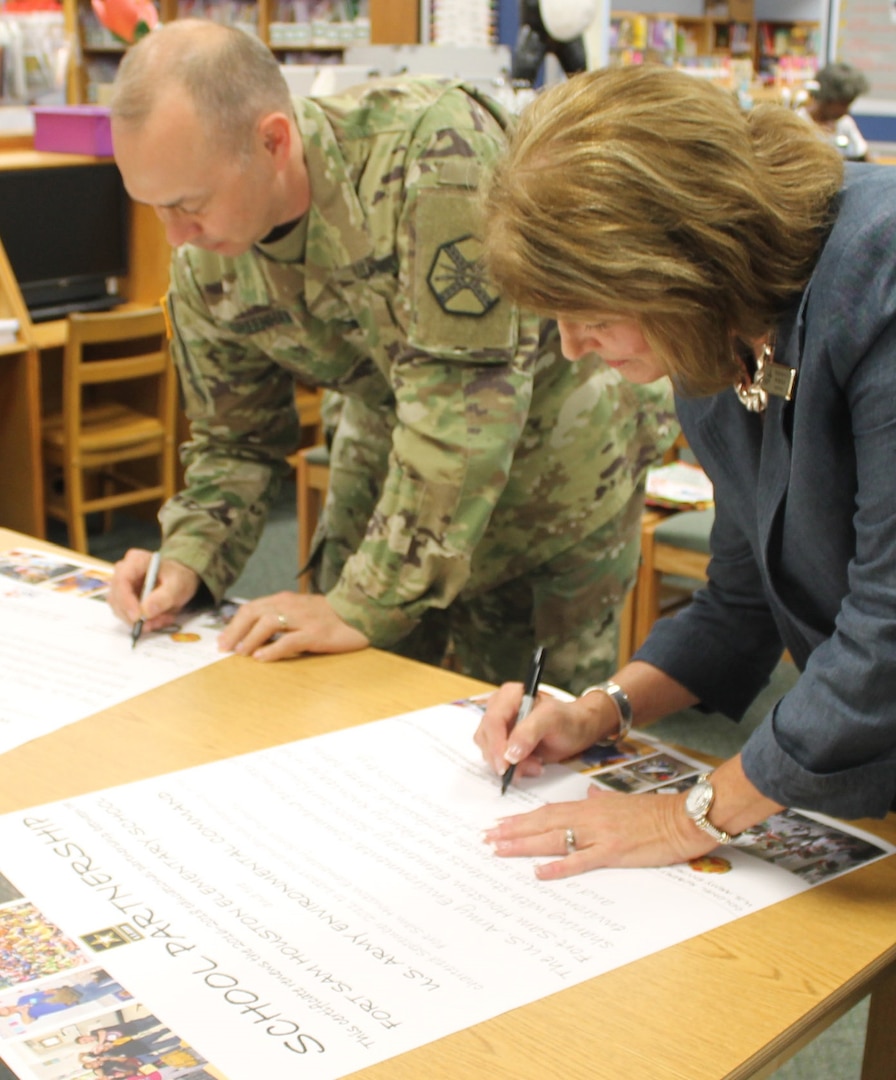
[836,0,896,97]
[834,0,896,141]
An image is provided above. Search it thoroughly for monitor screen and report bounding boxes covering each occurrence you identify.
[0,162,129,322]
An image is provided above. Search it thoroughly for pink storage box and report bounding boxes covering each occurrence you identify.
[32,106,114,156]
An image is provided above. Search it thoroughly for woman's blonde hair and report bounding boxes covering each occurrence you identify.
[483,66,844,395]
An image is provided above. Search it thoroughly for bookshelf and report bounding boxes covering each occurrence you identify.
[62,0,421,103]
[756,19,821,85]
[608,12,677,66]
[609,6,819,86]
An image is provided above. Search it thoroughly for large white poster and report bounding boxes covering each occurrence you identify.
[0,549,229,754]
[0,703,892,1080]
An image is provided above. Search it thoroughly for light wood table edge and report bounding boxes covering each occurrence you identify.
[1,529,895,1080]
[735,947,896,1080]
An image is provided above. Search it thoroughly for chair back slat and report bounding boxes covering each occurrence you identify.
[41,306,178,553]
[77,350,169,384]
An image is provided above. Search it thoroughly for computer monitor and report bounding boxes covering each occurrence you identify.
[0,161,129,322]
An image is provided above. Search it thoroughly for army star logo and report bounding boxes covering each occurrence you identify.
[427,235,500,317]
[82,924,143,952]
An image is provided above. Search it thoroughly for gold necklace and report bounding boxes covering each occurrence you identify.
[734,335,796,413]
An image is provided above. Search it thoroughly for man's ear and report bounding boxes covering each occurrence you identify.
[259,112,292,166]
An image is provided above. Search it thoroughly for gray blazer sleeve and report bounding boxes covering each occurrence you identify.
[636,164,896,819]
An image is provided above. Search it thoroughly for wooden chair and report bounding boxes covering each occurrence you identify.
[631,507,713,652]
[627,432,714,655]
[287,382,325,464]
[617,588,636,667]
[41,307,177,554]
[296,443,330,592]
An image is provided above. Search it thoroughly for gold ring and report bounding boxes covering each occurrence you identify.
[565,827,576,855]
[276,613,288,630]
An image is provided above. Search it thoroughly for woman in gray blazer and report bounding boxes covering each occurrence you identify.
[474,65,896,876]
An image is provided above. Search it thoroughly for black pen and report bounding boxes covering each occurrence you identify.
[131,550,161,649]
[501,645,546,795]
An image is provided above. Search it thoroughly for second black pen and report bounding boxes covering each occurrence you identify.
[500,645,546,795]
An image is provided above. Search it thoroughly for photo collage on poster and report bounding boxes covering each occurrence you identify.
[0,550,240,631]
[0,551,112,600]
[0,873,225,1080]
[456,694,891,886]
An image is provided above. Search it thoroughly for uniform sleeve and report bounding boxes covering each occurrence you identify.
[325,96,539,644]
[158,259,300,602]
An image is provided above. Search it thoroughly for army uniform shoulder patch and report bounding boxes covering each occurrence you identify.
[427,234,500,318]
[408,188,516,357]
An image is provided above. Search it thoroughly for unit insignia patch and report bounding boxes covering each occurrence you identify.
[426,235,500,317]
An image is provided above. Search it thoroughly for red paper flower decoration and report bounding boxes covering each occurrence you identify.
[91,0,159,45]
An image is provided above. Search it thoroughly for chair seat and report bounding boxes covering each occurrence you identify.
[653,507,714,552]
[304,443,330,466]
[43,403,166,455]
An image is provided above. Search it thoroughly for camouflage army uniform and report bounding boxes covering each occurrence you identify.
[162,77,677,692]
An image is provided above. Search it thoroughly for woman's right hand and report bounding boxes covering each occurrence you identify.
[473,682,612,782]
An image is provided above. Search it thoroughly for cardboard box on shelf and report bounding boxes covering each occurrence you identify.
[728,0,754,22]
[32,105,113,156]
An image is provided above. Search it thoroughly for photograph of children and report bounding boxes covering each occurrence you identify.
[0,903,84,990]
[0,551,80,587]
[736,809,891,885]
[0,969,131,1037]
[46,570,113,600]
[13,1002,218,1080]
[594,751,699,794]
[567,735,664,776]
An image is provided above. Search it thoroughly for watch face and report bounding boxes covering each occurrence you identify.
[686,780,713,819]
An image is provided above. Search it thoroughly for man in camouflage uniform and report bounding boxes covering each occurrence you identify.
[107,20,676,692]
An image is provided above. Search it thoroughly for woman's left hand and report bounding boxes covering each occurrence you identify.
[483,786,717,878]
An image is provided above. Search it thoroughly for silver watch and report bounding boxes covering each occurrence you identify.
[684,774,749,847]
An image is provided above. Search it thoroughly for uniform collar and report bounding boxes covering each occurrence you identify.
[283,96,373,310]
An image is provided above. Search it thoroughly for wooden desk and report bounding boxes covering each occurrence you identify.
[1,527,894,1080]
[0,149,170,538]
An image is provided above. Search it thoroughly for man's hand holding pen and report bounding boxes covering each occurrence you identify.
[109,548,200,641]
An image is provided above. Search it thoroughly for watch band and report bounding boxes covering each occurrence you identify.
[687,773,752,847]
[580,680,633,745]
[693,811,733,846]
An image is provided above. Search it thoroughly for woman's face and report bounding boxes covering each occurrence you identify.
[555,318,667,384]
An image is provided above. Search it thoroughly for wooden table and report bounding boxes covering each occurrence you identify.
[1,528,894,1080]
